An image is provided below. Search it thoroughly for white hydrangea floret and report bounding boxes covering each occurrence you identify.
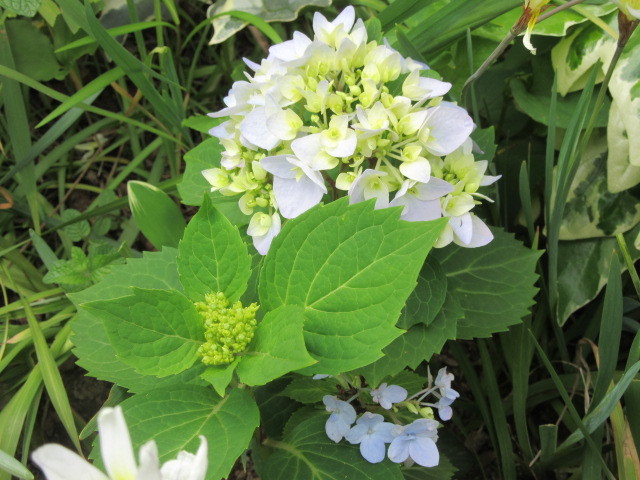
[202,5,498,254]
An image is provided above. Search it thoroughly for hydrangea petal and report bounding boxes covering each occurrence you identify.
[408,436,439,467]
[360,436,387,464]
[423,103,474,156]
[273,175,325,219]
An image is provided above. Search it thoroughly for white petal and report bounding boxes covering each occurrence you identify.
[458,215,493,248]
[240,108,281,151]
[324,129,357,158]
[418,77,452,98]
[408,437,439,467]
[415,177,454,201]
[252,213,281,255]
[333,6,355,31]
[208,121,234,139]
[424,104,474,156]
[291,134,323,165]
[188,436,209,480]
[480,174,501,186]
[32,445,108,480]
[98,407,137,480]
[160,452,195,480]
[137,441,161,480]
[273,176,325,219]
[261,155,297,179]
[400,158,431,183]
[450,213,473,245]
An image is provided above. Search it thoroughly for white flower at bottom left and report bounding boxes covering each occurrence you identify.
[32,406,208,480]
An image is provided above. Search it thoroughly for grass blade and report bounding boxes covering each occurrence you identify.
[0,449,33,480]
[54,21,175,52]
[478,339,516,479]
[37,67,124,127]
[592,254,623,407]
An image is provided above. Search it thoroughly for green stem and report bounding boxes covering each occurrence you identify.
[548,44,624,318]
[462,0,590,106]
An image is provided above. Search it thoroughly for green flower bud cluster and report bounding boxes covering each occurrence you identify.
[196,292,259,366]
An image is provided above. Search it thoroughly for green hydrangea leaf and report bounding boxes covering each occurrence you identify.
[398,256,447,329]
[263,415,404,480]
[0,0,41,16]
[82,288,204,377]
[402,458,457,480]
[237,305,317,386]
[178,136,224,206]
[178,196,251,303]
[433,228,540,339]
[260,199,447,374]
[282,376,340,404]
[200,359,240,397]
[114,387,259,480]
[254,378,301,440]
[70,248,208,392]
[357,291,461,387]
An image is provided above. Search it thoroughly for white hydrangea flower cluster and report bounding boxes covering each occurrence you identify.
[321,367,459,467]
[203,6,499,254]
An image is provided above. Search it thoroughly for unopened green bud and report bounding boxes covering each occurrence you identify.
[419,407,435,419]
[196,292,260,366]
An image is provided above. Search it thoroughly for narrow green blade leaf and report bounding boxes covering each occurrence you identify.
[128,181,186,249]
[54,21,175,52]
[37,67,124,127]
[0,449,33,480]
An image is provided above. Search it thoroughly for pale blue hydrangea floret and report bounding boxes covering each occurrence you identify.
[203,6,500,255]
[370,383,408,410]
[323,395,357,442]
[434,367,460,421]
[345,412,395,463]
[387,418,440,467]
